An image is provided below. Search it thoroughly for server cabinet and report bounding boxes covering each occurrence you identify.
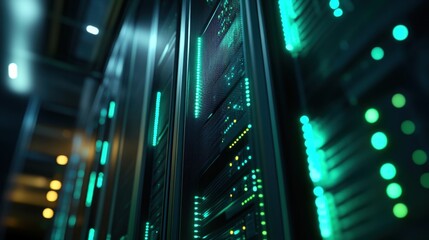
[262,0,429,239]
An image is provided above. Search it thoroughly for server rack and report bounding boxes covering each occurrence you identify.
[51,0,429,239]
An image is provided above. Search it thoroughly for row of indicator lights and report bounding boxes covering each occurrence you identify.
[193,196,202,239]
[144,222,150,240]
[194,37,203,119]
[366,93,429,188]
[329,0,343,18]
[229,154,252,169]
[364,98,408,218]
[43,155,68,219]
[244,78,251,107]
[228,124,252,149]
[371,25,409,61]
[313,187,337,238]
[278,0,302,53]
[224,118,237,135]
[152,92,162,146]
[254,169,268,238]
[241,194,256,206]
[300,116,326,183]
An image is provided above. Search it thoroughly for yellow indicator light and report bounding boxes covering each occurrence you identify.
[229,162,233,167]
[50,180,62,190]
[233,119,237,123]
[46,191,58,202]
[56,155,68,165]
[235,156,239,160]
[42,208,54,219]
[242,226,246,230]
[230,230,234,235]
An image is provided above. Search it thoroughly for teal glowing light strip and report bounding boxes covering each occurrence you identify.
[96,172,104,188]
[194,37,203,118]
[152,92,162,146]
[108,101,116,119]
[278,0,301,53]
[300,116,326,183]
[99,108,107,125]
[193,196,201,239]
[144,222,150,240]
[314,191,336,238]
[100,141,109,165]
[85,172,97,207]
[244,78,251,107]
[88,228,95,240]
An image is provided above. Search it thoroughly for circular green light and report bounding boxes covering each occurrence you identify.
[371,47,384,61]
[412,150,427,165]
[262,231,267,236]
[300,115,309,124]
[371,132,388,150]
[329,0,340,9]
[386,183,402,199]
[391,93,406,108]
[392,25,409,41]
[420,173,429,189]
[313,186,324,197]
[380,163,396,180]
[401,120,415,135]
[364,108,379,123]
[333,8,343,17]
[393,203,408,218]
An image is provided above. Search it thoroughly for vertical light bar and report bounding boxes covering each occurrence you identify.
[88,228,95,240]
[108,101,116,119]
[244,78,251,107]
[99,108,107,125]
[152,92,162,146]
[96,172,104,188]
[100,141,109,165]
[278,0,301,53]
[300,116,327,183]
[8,63,18,79]
[194,196,201,239]
[144,222,150,240]
[85,172,97,207]
[194,37,203,118]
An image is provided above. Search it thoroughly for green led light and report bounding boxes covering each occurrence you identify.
[371,47,384,61]
[108,101,116,118]
[420,173,429,189]
[153,92,162,146]
[329,0,340,9]
[364,108,379,123]
[68,215,76,227]
[100,141,109,165]
[262,230,267,235]
[380,163,396,180]
[392,25,409,41]
[392,93,406,108]
[386,183,402,199]
[261,221,266,225]
[300,115,309,124]
[278,0,301,53]
[333,8,343,17]
[85,172,97,207]
[371,132,388,150]
[393,203,408,218]
[88,228,95,240]
[313,186,324,197]
[412,150,427,165]
[96,172,104,188]
[401,120,415,135]
[95,140,102,152]
[99,108,107,125]
[194,37,203,118]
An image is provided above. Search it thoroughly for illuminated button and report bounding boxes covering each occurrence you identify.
[380,163,396,180]
[393,203,408,218]
[386,183,402,199]
[401,120,415,135]
[56,155,68,165]
[42,208,54,219]
[420,173,429,189]
[392,25,409,41]
[412,150,427,165]
[371,47,384,61]
[364,108,379,123]
[50,180,62,190]
[46,191,58,202]
[391,93,406,108]
[371,132,388,150]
